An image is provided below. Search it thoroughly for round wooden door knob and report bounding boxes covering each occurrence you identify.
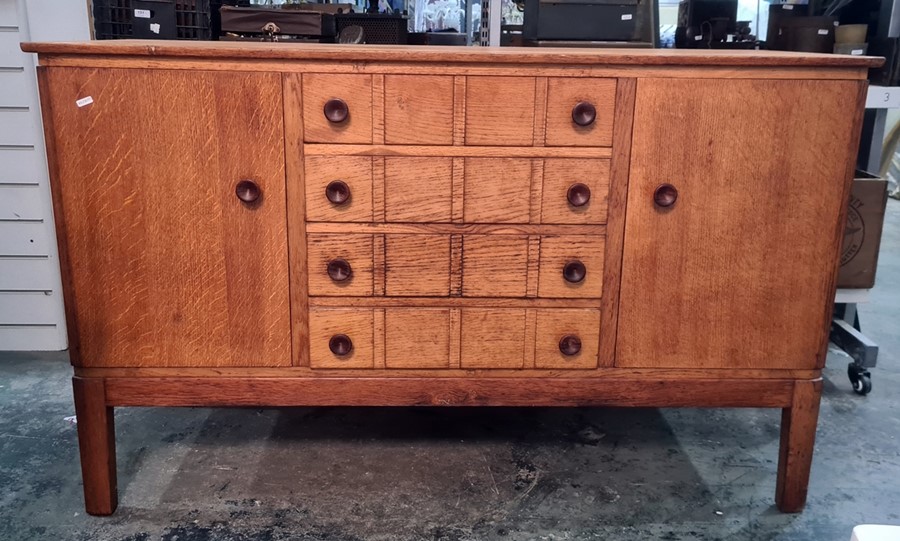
[559,335,582,356]
[567,183,591,207]
[325,180,351,205]
[329,334,353,356]
[654,183,678,207]
[563,260,586,283]
[324,98,349,123]
[235,179,261,204]
[572,101,597,127]
[327,258,352,282]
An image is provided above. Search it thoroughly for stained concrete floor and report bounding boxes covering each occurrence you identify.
[1,200,899,541]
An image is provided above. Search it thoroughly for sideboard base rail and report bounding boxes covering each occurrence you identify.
[73,375,821,516]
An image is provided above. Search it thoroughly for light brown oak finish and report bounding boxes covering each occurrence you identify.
[465,76,536,146]
[302,73,373,144]
[384,308,452,368]
[308,308,374,368]
[384,75,455,145]
[304,156,373,222]
[544,78,617,147]
[534,309,601,369]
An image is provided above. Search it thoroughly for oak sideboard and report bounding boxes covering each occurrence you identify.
[22,40,881,515]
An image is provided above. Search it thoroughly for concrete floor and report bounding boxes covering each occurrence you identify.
[1,200,898,541]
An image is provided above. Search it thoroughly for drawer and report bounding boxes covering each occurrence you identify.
[461,235,529,297]
[534,309,601,369]
[460,309,527,369]
[384,75,454,145]
[466,76,536,146]
[384,234,452,296]
[384,157,453,222]
[307,234,374,296]
[463,158,532,223]
[545,78,616,147]
[305,156,373,222]
[302,74,373,144]
[541,159,610,224]
[538,236,605,298]
[384,308,452,368]
[309,308,374,369]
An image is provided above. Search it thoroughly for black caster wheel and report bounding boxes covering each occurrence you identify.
[848,363,873,396]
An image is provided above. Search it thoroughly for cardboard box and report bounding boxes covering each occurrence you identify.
[837,171,888,289]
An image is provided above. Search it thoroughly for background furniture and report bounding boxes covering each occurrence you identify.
[23,41,878,516]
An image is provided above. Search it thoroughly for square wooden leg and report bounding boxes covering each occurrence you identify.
[72,377,118,516]
[775,379,822,513]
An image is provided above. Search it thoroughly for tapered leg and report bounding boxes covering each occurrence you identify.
[72,377,118,515]
[775,379,823,513]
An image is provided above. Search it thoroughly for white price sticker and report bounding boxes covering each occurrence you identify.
[694,35,703,41]
[851,49,864,55]
[150,23,161,34]
[76,96,93,108]
[817,29,829,35]
[621,13,633,20]
[134,9,151,18]
[782,4,793,9]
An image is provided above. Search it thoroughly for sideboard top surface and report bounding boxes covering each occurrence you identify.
[21,40,883,69]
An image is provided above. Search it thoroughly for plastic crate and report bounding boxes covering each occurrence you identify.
[334,13,408,44]
[93,0,238,40]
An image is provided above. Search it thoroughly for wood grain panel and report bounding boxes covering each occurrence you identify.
[460,309,527,369]
[465,76,535,146]
[776,379,823,512]
[617,79,866,369]
[384,308,451,368]
[304,144,612,159]
[308,308,374,368]
[302,73,372,144]
[538,235,605,298]
[384,157,453,222]
[545,78,616,147]
[384,234,451,296]
[42,67,290,368]
[304,156,373,222]
[534,309,600,369]
[461,235,529,297]
[463,158,532,223]
[284,73,309,367]
[307,233,374,296]
[384,75,454,145]
[541,158,610,224]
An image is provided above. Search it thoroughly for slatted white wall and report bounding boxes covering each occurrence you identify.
[0,0,90,350]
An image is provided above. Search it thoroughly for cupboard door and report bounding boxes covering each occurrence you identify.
[617,79,865,369]
[41,67,290,367]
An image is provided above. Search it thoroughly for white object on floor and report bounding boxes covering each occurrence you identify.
[850,524,900,541]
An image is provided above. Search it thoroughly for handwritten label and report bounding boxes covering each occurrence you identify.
[75,96,93,108]
[134,9,151,18]
[621,13,633,20]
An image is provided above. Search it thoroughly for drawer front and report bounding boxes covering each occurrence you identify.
[302,73,373,144]
[305,156,373,222]
[466,76,536,146]
[385,157,453,222]
[384,234,452,296]
[309,308,374,368]
[384,308,452,368]
[541,159,610,224]
[535,309,601,369]
[461,235,529,297]
[463,158,532,223]
[545,78,616,147]
[307,233,374,296]
[538,236,605,298]
[384,75,455,145]
[460,309,527,368]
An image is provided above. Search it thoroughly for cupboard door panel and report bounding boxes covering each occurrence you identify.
[544,77,616,147]
[463,158,532,223]
[307,234,374,296]
[541,158,610,224]
[461,235,529,297]
[42,67,290,367]
[538,236,605,298]
[534,309,600,369]
[384,75,454,145]
[617,78,865,369]
[305,156,373,222]
[309,309,374,369]
[384,234,451,296]
[302,73,373,144]
[384,157,453,222]
[460,309,527,369]
[465,77,536,146]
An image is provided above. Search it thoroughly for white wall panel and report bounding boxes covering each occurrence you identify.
[0,148,42,183]
[0,70,28,104]
[0,326,64,350]
[0,108,37,145]
[0,258,57,289]
[0,221,51,255]
[0,291,60,323]
[0,183,43,219]
[0,1,16,26]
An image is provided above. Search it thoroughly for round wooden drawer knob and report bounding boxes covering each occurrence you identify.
[572,101,597,127]
[329,334,353,356]
[559,335,582,356]
[325,180,350,205]
[327,258,352,282]
[563,260,586,284]
[235,179,261,204]
[324,98,349,123]
[654,183,678,208]
[567,183,591,207]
